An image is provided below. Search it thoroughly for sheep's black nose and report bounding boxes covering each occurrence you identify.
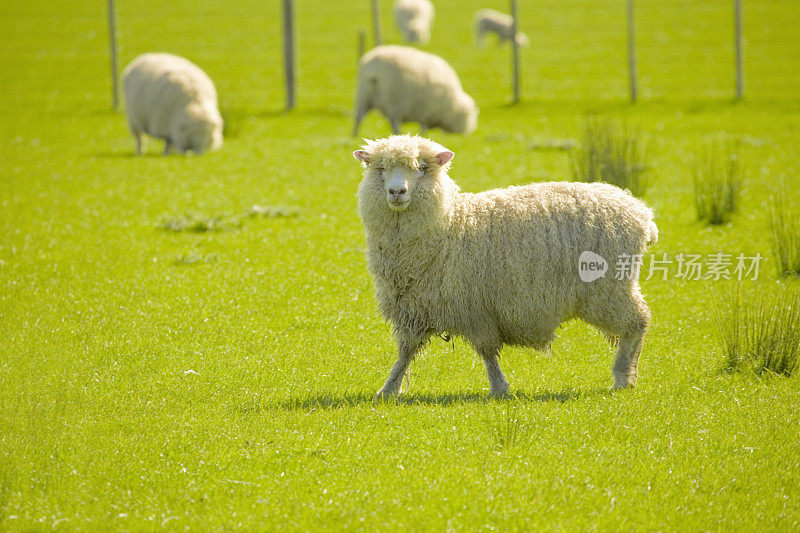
[389,186,407,196]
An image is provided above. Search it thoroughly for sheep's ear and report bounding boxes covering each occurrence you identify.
[353,150,371,164]
[435,150,454,166]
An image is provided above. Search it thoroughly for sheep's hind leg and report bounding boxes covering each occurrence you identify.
[134,132,145,155]
[352,108,367,137]
[375,329,430,399]
[477,344,509,397]
[389,118,401,135]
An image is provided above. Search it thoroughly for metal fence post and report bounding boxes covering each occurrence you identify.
[510,0,520,104]
[627,0,637,102]
[283,0,295,110]
[107,0,119,110]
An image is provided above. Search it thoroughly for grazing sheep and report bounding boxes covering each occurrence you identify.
[474,8,529,47]
[395,0,434,44]
[353,46,477,137]
[122,53,223,155]
[354,135,658,397]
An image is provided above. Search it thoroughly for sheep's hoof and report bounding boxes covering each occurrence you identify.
[374,390,399,400]
[489,387,511,398]
[612,377,637,390]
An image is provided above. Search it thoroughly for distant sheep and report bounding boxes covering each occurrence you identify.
[354,135,658,397]
[353,45,477,137]
[122,53,223,155]
[474,9,529,47]
[395,0,434,44]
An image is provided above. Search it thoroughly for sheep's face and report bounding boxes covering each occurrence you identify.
[440,94,477,135]
[187,117,223,154]
[354,143,454,213]
[453,94,478,135]
[177,105,223,154]
[406,23,430,44]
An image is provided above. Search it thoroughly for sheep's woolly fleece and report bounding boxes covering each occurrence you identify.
[353,46,478,136]
[474,8,530,46]
[356,134,658,395]
[123,52,223,155]
[395,0,434,44]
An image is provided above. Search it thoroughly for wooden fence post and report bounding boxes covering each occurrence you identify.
[107,0,119,110]
[358,29,366,60]
[510,0,520,104]
[627,0,637,102]
[734,0,744,99]
[283,0,295,110]
[371,0,382,47]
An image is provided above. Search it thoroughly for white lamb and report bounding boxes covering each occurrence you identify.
[394,0,434,44]
[353,45,477,137]
[474,8,529,47]
[354,135,658,397]
[122,53,223,155]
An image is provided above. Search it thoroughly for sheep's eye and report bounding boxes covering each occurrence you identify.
[418,165,427,173]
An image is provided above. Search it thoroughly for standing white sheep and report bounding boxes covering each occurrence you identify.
[122,53,223,155]
[353,45,477,137]
[394,0,435,44]
[474,8,529,47]
[354,135,658,397]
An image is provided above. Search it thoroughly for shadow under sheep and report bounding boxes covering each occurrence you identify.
[260,387,614,412]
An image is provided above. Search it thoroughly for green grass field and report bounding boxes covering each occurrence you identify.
[2,0,800,530]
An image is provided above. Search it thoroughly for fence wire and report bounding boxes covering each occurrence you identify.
[1,0,798,114]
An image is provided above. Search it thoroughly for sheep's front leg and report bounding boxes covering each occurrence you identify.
[376,329,429,398]
[477,344,509,396]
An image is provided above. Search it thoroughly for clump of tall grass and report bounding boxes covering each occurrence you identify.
[769,181,800,277]
[487,401,525,449]
[692,142,742,225]
[570,118,648,198]
[716,283,800,377]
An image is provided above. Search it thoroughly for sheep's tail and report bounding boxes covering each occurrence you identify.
[631,194,658,246]
[646,219,659,245]
[353,70,376,137]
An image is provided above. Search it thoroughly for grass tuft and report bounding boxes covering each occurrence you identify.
[172,251,219,265]
[157,214,242,232]
[488,401,525,449]
[157,205,299,232]
[692,141,742,225]
[769,181,800,277]
[716,283,800,377]
[571,117,648,197]
[245,204,300,218]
